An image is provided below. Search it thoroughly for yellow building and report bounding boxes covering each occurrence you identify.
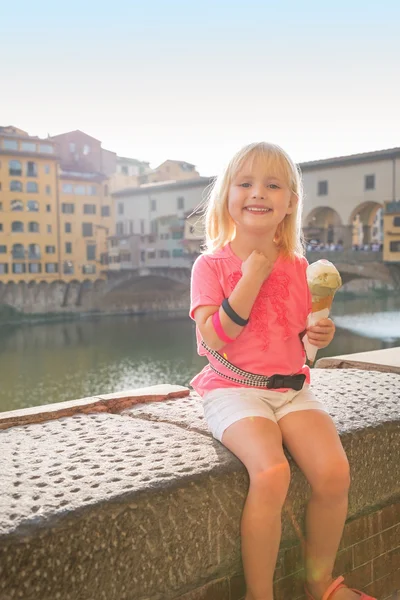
[58,172,112,280]
[383,201,400,262]
[0,126,59,283]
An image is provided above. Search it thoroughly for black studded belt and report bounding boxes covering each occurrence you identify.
[201,341,306,391]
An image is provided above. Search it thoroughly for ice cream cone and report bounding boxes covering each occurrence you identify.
[303,260,342,364]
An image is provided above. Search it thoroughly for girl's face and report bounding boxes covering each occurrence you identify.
[227,156,296,234]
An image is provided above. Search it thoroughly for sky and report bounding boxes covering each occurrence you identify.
[1,0,399,176]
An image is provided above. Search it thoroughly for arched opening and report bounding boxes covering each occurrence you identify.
[349,202,383,248]
[303,207,344,247]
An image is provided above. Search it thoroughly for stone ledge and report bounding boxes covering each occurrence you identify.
[0,384,189,431]
[0,370,399,599]
[316,347,400,374]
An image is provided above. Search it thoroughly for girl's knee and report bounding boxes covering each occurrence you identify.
[249,460,291,506]
[311,457,351,497]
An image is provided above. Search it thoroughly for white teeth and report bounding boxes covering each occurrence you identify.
[246,207,271,213]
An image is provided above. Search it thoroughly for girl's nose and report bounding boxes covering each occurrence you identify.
[252,188,265,199]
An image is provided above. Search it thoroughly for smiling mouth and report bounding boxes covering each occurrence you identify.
[244,207,272,214]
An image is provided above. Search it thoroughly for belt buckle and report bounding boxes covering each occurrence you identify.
[267,374,285,389]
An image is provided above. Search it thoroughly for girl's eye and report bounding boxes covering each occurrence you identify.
[240,182,251,188]
[268,184,280,189]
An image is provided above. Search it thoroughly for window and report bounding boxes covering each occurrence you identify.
[46,204,51,212]
[45,263,58,273]
[26,162,37,177]
[172,248,184,258]
[129,220,134,234]
[317,180,328,195]
[39,144,53,154]
[388,240,400,252]
[82,223,93,237]
[28,222,39,233]
[177,196,184,210]
[45,185,51,195]
[393,217,400,227]
[104,184,109,196]
[10,180,22,192]
[101,206,110,217]
[172,231,183,240]
[116,222,124,235]
[11,200,24,211]
[12,221,24,232]
[364,174,375,190]
[140,219,145,234]
[3,139,18,150]
[62,184,73,193]
[29,263,42,273]
[27,181,39,193]
[121,165,128,175]
[69,142,76,153]
[21,142,36,152]
[28,244,40,259]
[147,250,156,259]
[118,203,124,215]
[86,244,96,260]
[82,264,96,274]
[0,245,6,253]
[65,223,72,233]
[120,252,131,262]
[74,185,86,195]
[83,144,90,155]
[63,261,74,274]
[12,244,25,259]
[45,246,56,254]
[27,200,39,212]
[151,199,157,211]
[44,165,50,174]
[87,185,97,196]
[62,203,75,214]
[47,225,52,233]
[84,204,96,214]
[9,160,22,176]
[0,264,8,274]
[159,250,170,258]
[12,263,26,274]
[65,242,72,254]
[0,224,3,232]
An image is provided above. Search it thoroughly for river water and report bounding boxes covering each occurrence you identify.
[1,294,400,413]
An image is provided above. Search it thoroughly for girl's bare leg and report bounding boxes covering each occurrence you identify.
[279,410,359,600]
[221,417,290,600]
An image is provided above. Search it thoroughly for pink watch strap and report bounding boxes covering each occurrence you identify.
[212,310,235,344]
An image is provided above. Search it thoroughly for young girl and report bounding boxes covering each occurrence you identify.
[189,143,375,600]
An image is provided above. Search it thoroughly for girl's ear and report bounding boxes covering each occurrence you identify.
[286,193,298,215]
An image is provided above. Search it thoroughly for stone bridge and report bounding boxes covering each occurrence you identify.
[0,252,398,317]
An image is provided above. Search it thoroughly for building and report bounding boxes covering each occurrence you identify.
[301,147,400,248]
[109,156,151,193]
[139,160,200,184]
[108,177,212,271]
[0,126,59,282]
[50,130,116,281]
[383,201,400,262]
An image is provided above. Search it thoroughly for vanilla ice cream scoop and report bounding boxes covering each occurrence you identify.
[307,260,342,300]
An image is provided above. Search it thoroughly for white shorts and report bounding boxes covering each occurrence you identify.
[202,384,328,442]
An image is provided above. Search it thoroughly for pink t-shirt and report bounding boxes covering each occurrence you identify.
[189,243,312,396]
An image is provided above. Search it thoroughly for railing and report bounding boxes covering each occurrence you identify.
[306,249,383,263]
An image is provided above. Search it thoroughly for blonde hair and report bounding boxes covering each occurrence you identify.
[204,142,304,258]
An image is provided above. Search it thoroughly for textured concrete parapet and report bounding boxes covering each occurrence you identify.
[1,372,400,599]
[316,347,400,374]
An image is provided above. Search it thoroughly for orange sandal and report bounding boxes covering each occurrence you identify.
[304,575,377,600]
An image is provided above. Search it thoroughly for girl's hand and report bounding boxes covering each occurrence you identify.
[241,250,274,284]
[307,318,335,348]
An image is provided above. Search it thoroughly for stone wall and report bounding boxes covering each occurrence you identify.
[1,369,399,599]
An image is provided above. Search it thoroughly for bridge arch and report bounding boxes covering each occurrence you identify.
[303,206,345,245]
[349,201,383,246]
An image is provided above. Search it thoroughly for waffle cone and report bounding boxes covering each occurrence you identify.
[311,295,334,313]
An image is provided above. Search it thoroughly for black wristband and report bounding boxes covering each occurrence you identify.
[221,298,249,327]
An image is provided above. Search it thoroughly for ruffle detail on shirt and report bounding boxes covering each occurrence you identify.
[228,269,291,350]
